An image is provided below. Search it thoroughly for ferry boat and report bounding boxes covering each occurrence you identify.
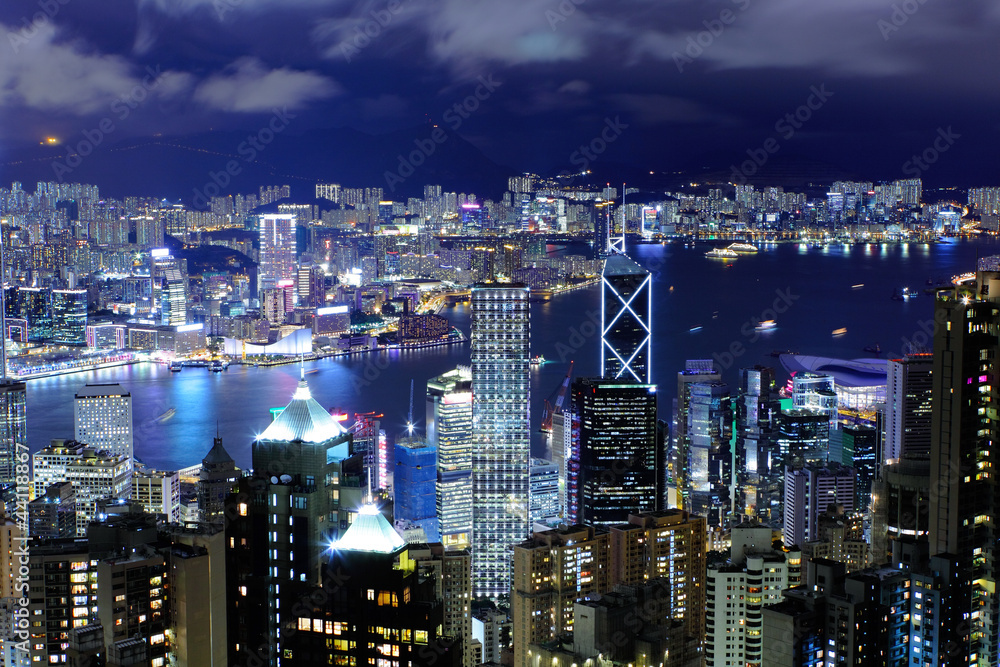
[754,320,777,332]
[832,327,848,337]
[892,287,916,301]
[705,248,739,259]
[154,408,176,423]
[689,326,703,333]
[530,355,545,367]
[727,243,759,254]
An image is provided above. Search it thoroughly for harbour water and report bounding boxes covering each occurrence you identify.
[25,239,994,470]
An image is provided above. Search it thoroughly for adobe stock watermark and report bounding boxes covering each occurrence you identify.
[673,0,752,73]
[711,287,799,371]
[877,0,930,40]
[729,84,833,185]
[901,127,959,178]
[338,0,408,62]
[192,107,296,208]
[7,0,69,53]
[546,0,586,30]
[552,307,602,363]
[384,75,501,192]
[52,66,165,182]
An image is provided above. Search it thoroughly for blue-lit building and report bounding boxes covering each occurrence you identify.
[686,380,732,528]
[601,254,651,383]
[51,289,87,345]
[394,437,439,542]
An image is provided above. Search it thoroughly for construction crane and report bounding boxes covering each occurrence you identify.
[540,361,574,433]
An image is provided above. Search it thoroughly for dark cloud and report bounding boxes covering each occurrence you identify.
[0,0,997,185]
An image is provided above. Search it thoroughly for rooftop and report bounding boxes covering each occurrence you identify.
[258,373,349,444]
[334,505,406,554]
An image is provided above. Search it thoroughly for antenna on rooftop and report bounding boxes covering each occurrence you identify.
[406,379,415,436]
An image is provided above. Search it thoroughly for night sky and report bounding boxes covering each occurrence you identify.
[2,0,999,186]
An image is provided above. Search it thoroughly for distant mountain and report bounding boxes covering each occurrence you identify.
[0,125,514,205]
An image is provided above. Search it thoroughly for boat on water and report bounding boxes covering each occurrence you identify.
[851,284,864,289]
[154,408,176,423]
[705,248,739,259]
[530,355,546,367]
[169,361,182,372]
[754,320,777,332]
[689,326,703,333]
[832,327,848,337]
[727,242,759,254]
[892,287,916,301]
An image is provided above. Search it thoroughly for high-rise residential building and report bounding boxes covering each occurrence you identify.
[198,434,239,525]
[705,523,801,667]
[512,525,611,667]
[394,437,439,541]
[50,289,87,344]
[225,372,358,667]
[258,213,297,291]
[928,272,1000,663]
[783,464,855,548]
[26,540,98,665]
[884,353,933,461]
[32,441,131,535]
[0,380,26,488]
[284,506,461,667]
[471,284,530,599]
[600,254,651,383]
[74,383,133,463]
[686,380,732,527]
[427,367,474,550]
[132,469,181,522]
[735,366,781,522]
[672,360,720,512]
[570,378,658,526]
[528,458,559,524]
[409,544,474,667]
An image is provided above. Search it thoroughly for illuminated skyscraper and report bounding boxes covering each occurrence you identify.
[601,254,651,383]
[885,353,933,461]
[734,366,780,521]
[0,380,26,488]
[570,378,658,526]
[471,284,530,598]
[258,213,297,291]
[427,367,473,550]
[74,383,133,468]
[51,289,87,345]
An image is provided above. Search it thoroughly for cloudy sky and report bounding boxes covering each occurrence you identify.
[1,0,998,185]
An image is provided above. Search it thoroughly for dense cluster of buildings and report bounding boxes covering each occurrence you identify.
[2,172,1000,666]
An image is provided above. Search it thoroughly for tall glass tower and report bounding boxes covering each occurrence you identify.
[471,284,530,598]
[258,213,297,291]
[427,366,474,550]
[0,380,26,488]
[601,254,651,383]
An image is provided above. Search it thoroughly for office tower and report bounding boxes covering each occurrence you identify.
[226,373,355,667]
[735,366,781,521]
[394,437,439,541]
[32,441,131,535]
[570,378,657,526]
[837,425,877,512]
[600,254,651,383]
[296,264,325,308]
[884,353,933,461]
[686,380,732,527]
[159,266,188,326]
[284,506,461,667]
[791,371,838,430]
[775,406,829,469]
[27,481,76,538]
[929,273,1000,663]
[870,457,931,564]
[198,434,239,525]
[74,383,133,463]
[672,360,720,512]
[258,213,297,291]
[0,380,26,488]
[705,523,801,667]
[169,526,229,667]
[471,284,530,599]
[50,289,87,344]
[352,411,385,491]
[132,469,180,522]
[528,459,559,524]
[783,464,855,547]
[409,544,474,667]
[427,367,473,550]
[18,287,49,340]
[512,525,611,667]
